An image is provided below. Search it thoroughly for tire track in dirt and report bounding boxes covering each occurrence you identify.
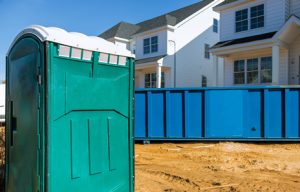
[140,168,202,191]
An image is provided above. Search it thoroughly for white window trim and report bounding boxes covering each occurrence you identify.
[235,3,265,33]
[143,36,159,55]
[233,56,272,85]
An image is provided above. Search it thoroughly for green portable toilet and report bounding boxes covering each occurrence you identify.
[5,25,135,192]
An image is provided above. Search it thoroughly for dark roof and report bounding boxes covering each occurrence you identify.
[99,22,140,40]
[99,0,214,39]
[214,0,238,8]
[211,32,277,49]
[135,55,166,65]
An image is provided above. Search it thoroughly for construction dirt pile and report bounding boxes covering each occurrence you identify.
[135,142,300,192]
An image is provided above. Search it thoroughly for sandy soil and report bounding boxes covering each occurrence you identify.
[135,142,300,192]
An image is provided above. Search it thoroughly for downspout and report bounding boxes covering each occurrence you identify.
[169,40,177,88]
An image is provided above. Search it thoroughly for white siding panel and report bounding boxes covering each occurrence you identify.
[161,0,223,87]
[288,35,300,84]
[279,48,289,85]
[224,58,234,86]
[220,0,286,41]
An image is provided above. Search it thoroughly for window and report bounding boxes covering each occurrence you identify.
[58,45,70,57]
[251,4,264,29]
[161,72,165,88]
[234,60,245,84]
[247,58,259,84]
[213,19,218,33]
[236,9,248,32]
[204,44,210,59]
[144,72,165,88]
[143,38,150,54]
[202,76,207,87]
[109,55,118,64]
[71,48,82,59]
[151,36,158,53]
[260,56,272,83]
[143,36,158,54]
[99,53,109,63]
[118,56,127,66]
[234,57,272,84]
[145,73,156,88]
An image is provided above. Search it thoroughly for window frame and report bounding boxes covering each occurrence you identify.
[250,4,265,29]
[143,38,151,54]
[213,18,218,33]
[233,56,272,85]
[235,8,249,32]
[144,72,165,88]
[204,44,210,59]
[143,36,159,54]
[235,4,265,33]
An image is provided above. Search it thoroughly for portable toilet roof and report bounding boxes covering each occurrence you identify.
[8,25,134,58]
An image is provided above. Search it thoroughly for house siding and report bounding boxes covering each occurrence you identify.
[220,0,286,41]
[288,35,300,84]
[162,0,223,87]
[134,30,168,60]
[290,0,300,18]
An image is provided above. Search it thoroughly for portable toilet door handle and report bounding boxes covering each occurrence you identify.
[10,101,17,147]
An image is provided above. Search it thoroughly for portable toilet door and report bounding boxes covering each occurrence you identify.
[5,26,135,192]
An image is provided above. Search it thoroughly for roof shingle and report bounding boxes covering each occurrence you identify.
[211,31,276,49]
[99,0,214,39]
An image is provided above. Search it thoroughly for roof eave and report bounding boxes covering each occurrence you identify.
[175,0,220,28]
[131,25,175,38]
[211,39,273,55]
[213,0,254,12]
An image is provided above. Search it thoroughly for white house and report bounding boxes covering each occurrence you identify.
[211,0,300,86]
[100,0,224,88]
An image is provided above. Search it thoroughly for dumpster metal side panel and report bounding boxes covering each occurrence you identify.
[134,88,300,141]
[47,43,133,192]
[6,37,45,192]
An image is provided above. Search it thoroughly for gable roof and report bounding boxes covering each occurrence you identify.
[99,0,214,39]
[99,22,140,40]
[211,31,276,49]
[214,0,238,8]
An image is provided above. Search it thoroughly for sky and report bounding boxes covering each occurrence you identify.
[0,0,200,81]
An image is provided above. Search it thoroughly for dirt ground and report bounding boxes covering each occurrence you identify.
[135,142,300,192]
[1,127,300,191]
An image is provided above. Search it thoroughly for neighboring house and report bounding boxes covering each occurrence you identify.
[100,0,224,88]
[211,0,300,86]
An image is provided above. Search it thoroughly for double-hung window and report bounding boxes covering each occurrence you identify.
[247,58,259,84]
[260,56,272,83]
[143,38,150,54]
[235,4,264,32]
[251,4,264,29]
[234,60,245,84]
[235,9,248,32]
[143,36,158,54]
